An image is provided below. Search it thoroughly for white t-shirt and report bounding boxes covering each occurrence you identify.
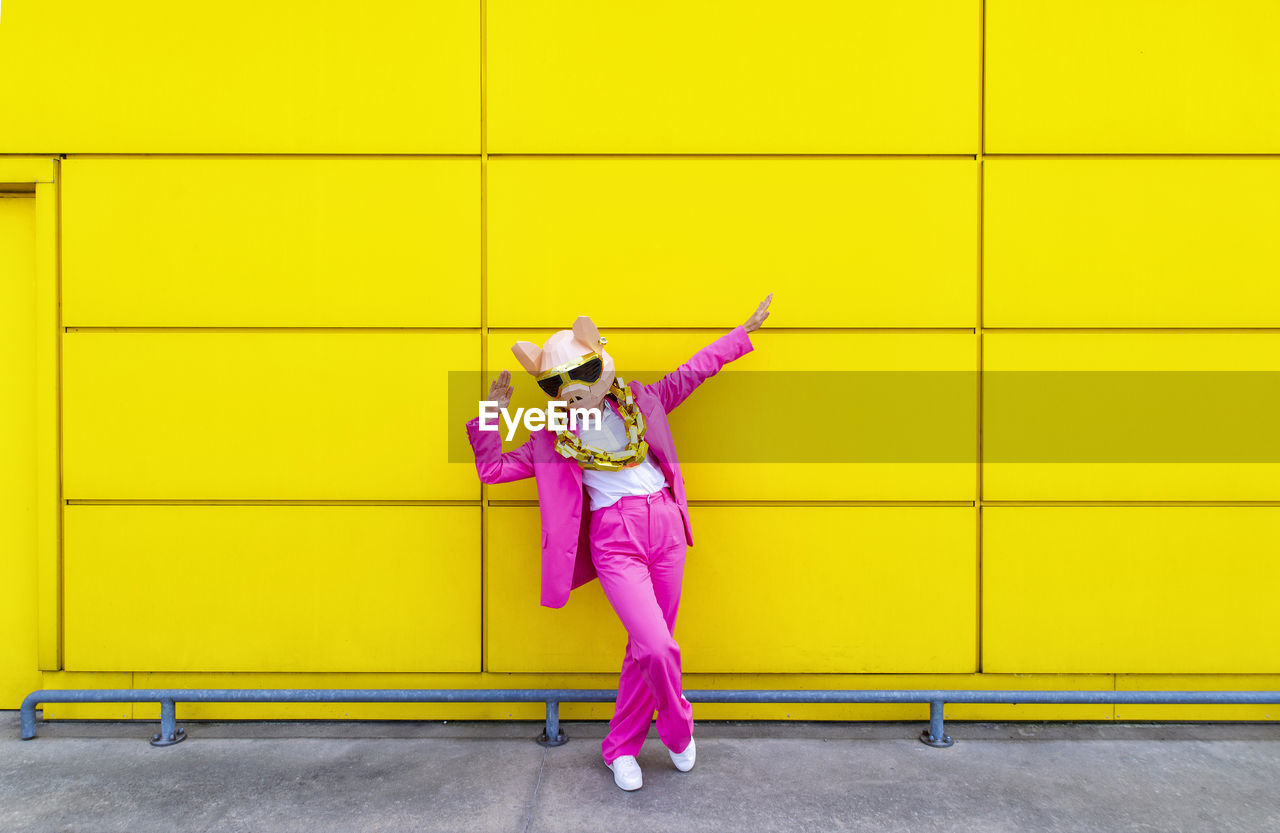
[572,400,667,510]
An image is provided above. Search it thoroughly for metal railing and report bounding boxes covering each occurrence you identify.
[20,688,1280,748]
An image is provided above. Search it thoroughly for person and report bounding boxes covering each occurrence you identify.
[464,294,772,791]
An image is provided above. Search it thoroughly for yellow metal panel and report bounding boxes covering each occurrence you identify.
[1116,675,1280,721]
[63,331,480,500]
[39,671,133,720]
[488,158,978,327]
[62,157,480,327]
[487,1,978,153]
[685,507,977,673]
[488,506,977,673]
[481,330,977,501]
[64,505,480,672]
[0,1,479,153]
[486,508,625,673]
[985,159,1280,327]
[983,507,1280,673]
[986,0,1280,152]
[984,333,1280,500]
[0,156,56,183]
[0,194,43,706]
[35,182,62,670]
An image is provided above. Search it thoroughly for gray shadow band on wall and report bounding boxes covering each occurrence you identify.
[448,370,1280,463]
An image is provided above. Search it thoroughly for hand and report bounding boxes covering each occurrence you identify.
[486,369,513,411]
[743,293,772,332]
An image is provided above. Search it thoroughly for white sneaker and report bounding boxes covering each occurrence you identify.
[606,755,643,791]
[669,737,696,772]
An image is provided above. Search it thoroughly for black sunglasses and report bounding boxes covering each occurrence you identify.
[536,355,604,397]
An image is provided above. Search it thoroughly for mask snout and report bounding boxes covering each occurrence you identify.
[558,383,591,407]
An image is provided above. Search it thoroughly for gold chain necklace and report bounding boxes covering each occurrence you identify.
[554,378,649,471]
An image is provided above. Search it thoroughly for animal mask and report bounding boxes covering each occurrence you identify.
[512,316,616,410]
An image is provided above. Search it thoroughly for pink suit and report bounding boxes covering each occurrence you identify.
[465,324,754,763]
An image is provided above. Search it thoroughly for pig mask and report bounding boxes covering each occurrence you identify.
[512,316,616,413]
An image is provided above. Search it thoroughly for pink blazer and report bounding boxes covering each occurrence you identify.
[464,325,754,608]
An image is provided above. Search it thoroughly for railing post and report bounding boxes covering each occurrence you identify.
[919,699,954,747]
[150,698,186,747]
[20,694,39,740]
[535,699,567,747]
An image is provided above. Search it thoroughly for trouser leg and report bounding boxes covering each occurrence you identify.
[592,493,693,764]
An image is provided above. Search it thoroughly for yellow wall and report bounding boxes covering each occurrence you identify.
[2,1,1278,723]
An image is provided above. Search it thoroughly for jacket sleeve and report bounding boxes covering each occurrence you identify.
[650,324,754,414]
[465,416,536,484]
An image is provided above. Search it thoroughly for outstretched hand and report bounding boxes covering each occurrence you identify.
[487,368,513,410]
[743,293,772,332]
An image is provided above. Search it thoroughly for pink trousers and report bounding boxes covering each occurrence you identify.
[589,486,695,765]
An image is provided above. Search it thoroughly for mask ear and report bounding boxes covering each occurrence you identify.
[572,316,604,352]
[511,341,543,375]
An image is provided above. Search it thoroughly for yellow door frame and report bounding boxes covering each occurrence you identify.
[0,156,62,672]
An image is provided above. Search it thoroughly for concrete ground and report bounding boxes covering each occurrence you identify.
[2,712,1278,833]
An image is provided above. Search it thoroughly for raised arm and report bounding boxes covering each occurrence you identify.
[650,294,771,413]
[465,417,535,483]
[464,369,535,483]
